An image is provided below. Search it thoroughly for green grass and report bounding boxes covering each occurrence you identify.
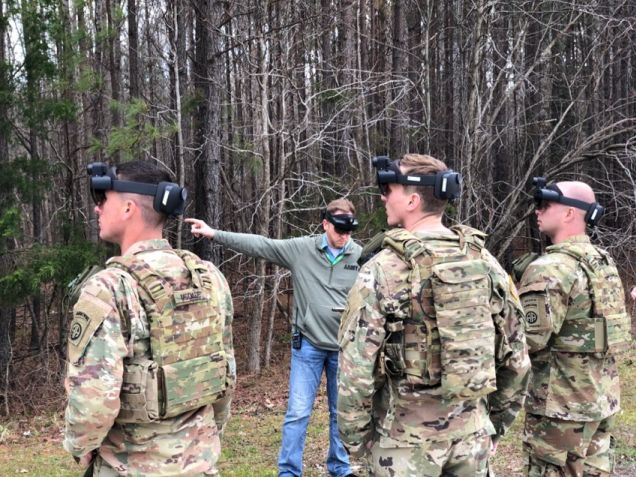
[0,444,79,476]
[1,350,635,476]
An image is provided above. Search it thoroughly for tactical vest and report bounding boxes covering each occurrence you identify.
[108,249,228,423]
[547,243,631,355]
[381,226,497,400]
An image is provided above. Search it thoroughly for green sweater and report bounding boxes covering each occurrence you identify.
[214,231,362,351]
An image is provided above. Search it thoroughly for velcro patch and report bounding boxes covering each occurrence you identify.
[519,282,551,331]
[68,295,112,365]
[69,312,90,346]
[173,289,208,307]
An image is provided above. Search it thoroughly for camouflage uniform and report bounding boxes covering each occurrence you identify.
[338,227,530,477]
[519,235,627,477]
[64,239,235,477]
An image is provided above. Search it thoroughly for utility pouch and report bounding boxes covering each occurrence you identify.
[431,259,497,399]
[160,352,228,418]
[384,317,406,377]
[117,358,160,423]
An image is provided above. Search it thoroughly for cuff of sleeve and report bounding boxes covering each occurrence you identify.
[344,441,368,458]
[63,439,85,458]
[491,418,509,441]
[340,429,373,458]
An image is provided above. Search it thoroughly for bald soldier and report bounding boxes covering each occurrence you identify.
[518,178,631,476]
[338,154,530,476]
[64,161,235,476]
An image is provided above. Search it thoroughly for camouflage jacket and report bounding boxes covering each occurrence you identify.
[519,235,621,421]
[63,239,235,476]
[337,228,530,455]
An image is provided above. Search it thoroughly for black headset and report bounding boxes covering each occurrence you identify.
[372,155,462,200]
[321,209,359,232]
[87,162,187,216]
[532,177,604,227]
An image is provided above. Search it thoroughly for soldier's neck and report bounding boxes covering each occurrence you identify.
[119,225,164,255]
[405,213,450,234]
[550,227,587,244]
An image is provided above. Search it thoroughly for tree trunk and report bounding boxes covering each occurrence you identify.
[168,0,186,248]
[193,0,224,263]
[106,0,122,111]
[0,0,13,415]
[127,0,140,98]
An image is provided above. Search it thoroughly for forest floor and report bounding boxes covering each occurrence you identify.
[0,317,635,476]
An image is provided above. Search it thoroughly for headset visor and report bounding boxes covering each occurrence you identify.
[325,211,358,232]
[532,176,605,227]
[87,161,187,216]
[373,157,437,196]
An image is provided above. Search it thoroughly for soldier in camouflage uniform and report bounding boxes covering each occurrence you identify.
[518,180,631,477]
[64,161,235,477]
[337,154,530,477]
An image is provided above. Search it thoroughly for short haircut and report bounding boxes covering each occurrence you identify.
[399,154,448,214]
[115,160,173,226]
[326,198,356,215]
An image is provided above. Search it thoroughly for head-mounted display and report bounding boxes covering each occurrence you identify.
[88,162,187,216]
[371,155,462,200]
[321,209,358,233]
[532,177,604,227]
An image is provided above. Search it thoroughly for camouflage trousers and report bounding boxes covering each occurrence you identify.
[364,429,492,477]
[89,455,219,477]
[523,413,616,477]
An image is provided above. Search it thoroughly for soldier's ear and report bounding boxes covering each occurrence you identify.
[408,192,421,211]
[563,206,580,224]
[122,199,136,217]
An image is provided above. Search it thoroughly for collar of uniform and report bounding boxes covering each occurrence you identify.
[412,230,459,241]
[123,238,172,256]
[318,233,351,254]
[554,234,591,246]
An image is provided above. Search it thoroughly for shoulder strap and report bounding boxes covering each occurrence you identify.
[450,224,486,259]
[382,228,432,264]
[173,249,214,290]
[108,255,173,314]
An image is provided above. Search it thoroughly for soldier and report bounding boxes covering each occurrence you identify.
[518,179,631,477]
[337,154,530,477]
[186,198,361,477]
[64,160,235,477]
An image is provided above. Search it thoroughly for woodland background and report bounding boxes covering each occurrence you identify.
[0,0,635,419]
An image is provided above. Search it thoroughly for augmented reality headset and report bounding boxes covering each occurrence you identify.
[532,177,604,227]
[321,209,358,233]
[87,162,187,216]
[372,156,462,200]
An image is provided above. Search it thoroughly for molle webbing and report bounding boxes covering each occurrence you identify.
[548,244,631,355]
[381,226,497,399]
[109,249,227,422]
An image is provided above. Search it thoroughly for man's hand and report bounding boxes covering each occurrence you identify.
[75,451,95,467]
[185,218,216,239]
[490,439,498,457]
[631,286,636,301]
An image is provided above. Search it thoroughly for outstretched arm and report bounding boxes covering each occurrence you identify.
[186,217,305,269]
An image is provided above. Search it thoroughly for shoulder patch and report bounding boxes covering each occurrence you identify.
[68,289,113,365]
[69,311,91,345]
[519,282,551,331]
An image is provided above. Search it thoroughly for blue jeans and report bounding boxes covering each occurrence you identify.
[278,338,351,477]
